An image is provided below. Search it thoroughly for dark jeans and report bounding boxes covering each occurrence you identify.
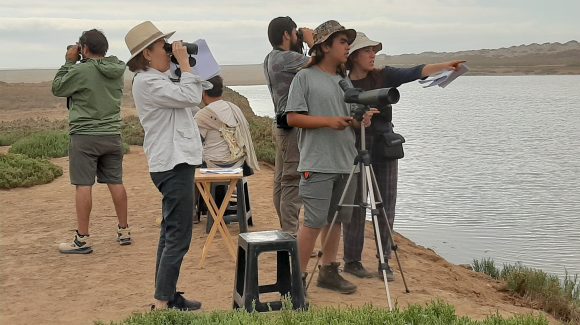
[150,163,195,301]
[343,138,398,263]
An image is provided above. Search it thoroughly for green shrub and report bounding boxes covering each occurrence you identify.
[9,131,69,158]
[248,115,275,164]
[473,258,500,279]
[121,115,144,146]
[122,142,130,154]
[472,259,580,323]
[0,118,67,145]
[7,131,130,158]
[0,153,63,189]
[96,300,547,325]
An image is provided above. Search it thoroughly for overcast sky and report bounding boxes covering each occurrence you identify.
[1,0,578,69]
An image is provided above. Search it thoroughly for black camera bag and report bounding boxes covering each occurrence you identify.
[373,132,405,160]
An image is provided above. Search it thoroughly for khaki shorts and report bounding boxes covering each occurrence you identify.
[299,172,357,229]
[69,134,123,186]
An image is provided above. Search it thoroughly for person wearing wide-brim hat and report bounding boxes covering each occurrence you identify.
[125,20,210,311]
[284,20,377,295]
[342,32,465,281]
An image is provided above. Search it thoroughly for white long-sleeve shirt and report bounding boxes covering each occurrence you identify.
[132,68,205,172]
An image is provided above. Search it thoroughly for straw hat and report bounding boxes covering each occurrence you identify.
[349,32,382,56]
[309,20,356,55]
[125,21,175,61]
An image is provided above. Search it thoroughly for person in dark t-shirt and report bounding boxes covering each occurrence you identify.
[342,32,465,281]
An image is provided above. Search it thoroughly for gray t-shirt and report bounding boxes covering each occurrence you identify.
[286,67,357,174]
[263,50,310,115]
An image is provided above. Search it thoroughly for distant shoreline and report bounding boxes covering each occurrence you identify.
[1,65,579,85]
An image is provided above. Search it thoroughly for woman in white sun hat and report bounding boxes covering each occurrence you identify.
[125,20,211,311]
[342,32,464,281]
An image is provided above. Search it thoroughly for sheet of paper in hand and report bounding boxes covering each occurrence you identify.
[419,64,470,88]
[199,168,243,174]
[191,39,221,80]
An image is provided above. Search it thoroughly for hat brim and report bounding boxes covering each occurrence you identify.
[308,28,357,55]
[127,31,175,62]
[349,41,383,57]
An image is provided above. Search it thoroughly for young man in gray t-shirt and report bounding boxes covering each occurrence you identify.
[264,17,313,235]
[286,20,375,295]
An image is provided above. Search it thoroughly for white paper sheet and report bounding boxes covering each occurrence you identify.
[170,39,220,81]
[191,39,220,80]
[199,168,243,174]
[420,64,469,88]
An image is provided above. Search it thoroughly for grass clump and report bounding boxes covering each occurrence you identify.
[0,118,67,145]
[473,258,501,279]
[248,115,275,164]
[97,301,548,325]
[97,300,547,325]
[121,115,145,146]
[473,258,580,323]
[0,153,63,189]
[9,131,69,158]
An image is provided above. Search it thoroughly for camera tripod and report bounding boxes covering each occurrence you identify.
[305,124,410,310]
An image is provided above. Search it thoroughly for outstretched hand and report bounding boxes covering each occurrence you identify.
[446,60,466,71]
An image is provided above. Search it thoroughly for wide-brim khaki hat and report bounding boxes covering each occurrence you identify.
[309,20,356,55]
[125,21,175,61]
[349,32,382,57]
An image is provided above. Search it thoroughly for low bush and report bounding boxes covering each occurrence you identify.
[473,258,580,323]
[121,115,144,146]
[0,153,63,189]
[8,131,69,158]
[96,300,548,325]
[0,118,67,145]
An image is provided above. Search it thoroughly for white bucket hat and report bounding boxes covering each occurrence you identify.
[125,21,175,61]
[349,32,382,56]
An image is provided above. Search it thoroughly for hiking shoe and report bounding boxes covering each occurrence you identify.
[378,263,395,282]
[344,261,373,278]
[317,262,357,294]
[58,231,93,254]
[168,292,201,311]
[117,225,132,246]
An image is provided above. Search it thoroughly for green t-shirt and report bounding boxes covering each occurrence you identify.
[285,67,357,174]
[52,56,125,135]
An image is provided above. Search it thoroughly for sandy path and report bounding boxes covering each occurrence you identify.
[0,147,556,324]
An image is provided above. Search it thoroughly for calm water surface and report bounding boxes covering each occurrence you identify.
[231,76,580,278]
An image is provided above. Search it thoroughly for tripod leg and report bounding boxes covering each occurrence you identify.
[370,167,410,293]
[364,165,394,310]
[305,165,358,291]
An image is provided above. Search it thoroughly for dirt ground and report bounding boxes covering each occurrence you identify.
[0,145,559,325]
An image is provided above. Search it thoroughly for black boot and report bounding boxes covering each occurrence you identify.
[317,262,357,294]
[344,261,373,278]
[378,262,395,282]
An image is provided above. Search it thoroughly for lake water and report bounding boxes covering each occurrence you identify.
[231,75,580,279]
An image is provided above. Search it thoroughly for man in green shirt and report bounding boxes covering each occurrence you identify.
[52,29,131,254]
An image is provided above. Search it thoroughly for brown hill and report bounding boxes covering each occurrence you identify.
[377,40,580,75]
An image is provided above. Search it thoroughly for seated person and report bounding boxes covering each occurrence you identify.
[195,75,259,225]
[195,75,259,174]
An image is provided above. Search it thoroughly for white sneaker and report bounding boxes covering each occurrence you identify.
[117,226,132,246]
[59,231,93,254]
